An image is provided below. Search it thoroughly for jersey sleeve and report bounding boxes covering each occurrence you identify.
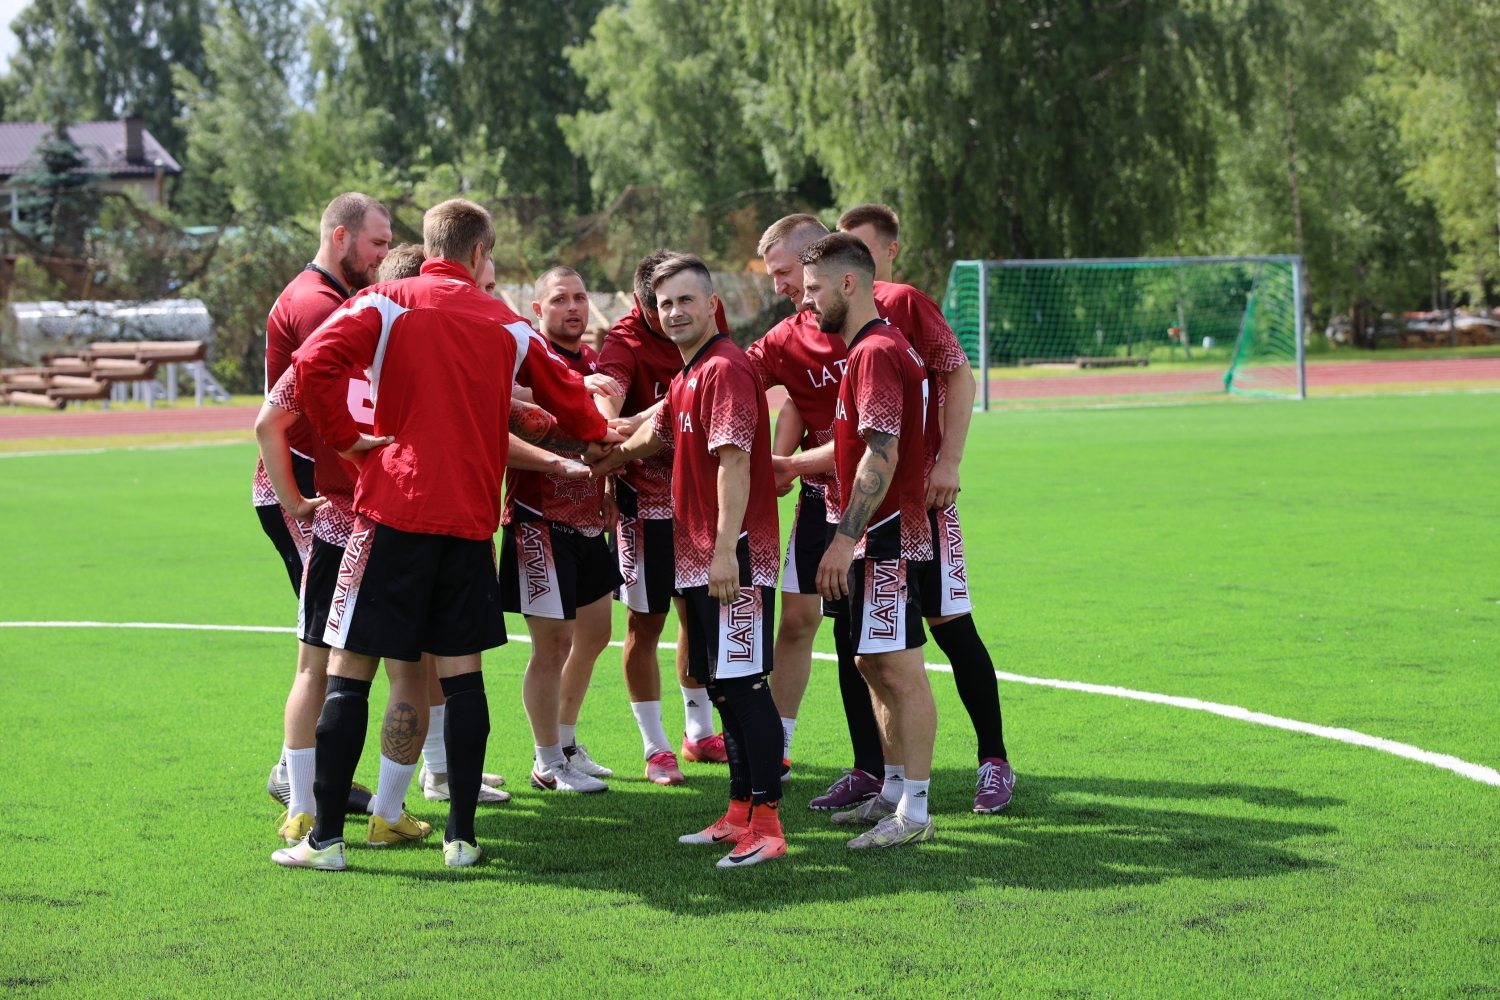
[266,366,302,416]
[595,331,635,395]
[651,396,675,446]
[743,334,782,390]
[852,345,906,439]
[293,301,385,453]
[902,289,968,374]
[519,333,609,443]
[702,363,759,455]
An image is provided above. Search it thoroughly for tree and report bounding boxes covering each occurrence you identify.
[1384,0,1500,305]
[0,0,209,160]
[13,95,103,255]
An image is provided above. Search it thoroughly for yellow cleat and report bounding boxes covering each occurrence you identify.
[366,810,433,846]
[277,810,315,846]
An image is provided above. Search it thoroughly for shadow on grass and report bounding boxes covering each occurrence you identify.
[365,765,1340,915]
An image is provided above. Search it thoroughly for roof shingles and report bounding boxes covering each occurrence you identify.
[0,121,182,180]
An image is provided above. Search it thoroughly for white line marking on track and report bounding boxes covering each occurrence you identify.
[6,620,1496,788]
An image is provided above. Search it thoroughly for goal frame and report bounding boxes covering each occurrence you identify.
[952,255,1306,409]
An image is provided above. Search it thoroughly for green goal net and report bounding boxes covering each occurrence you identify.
[941,256,1305,406]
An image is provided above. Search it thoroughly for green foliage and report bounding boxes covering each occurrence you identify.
[12,97,104,254]
[1383,0,1500,306]
[0,0,209,160]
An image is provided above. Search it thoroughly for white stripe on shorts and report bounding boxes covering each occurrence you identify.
[716,587,765,679]
[516,520,565,619]
[857,559,908,655]
[933,504,974,616]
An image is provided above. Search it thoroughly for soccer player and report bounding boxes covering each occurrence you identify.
[743,216,846,786]
[838,203,1013,814]
[375,241,514,807]
[595,252,734,783]
[501,266,626,792]
[757,210,1015,814]
[261,193,389,821]
[256,365,441,849]
[801,232,937,848]
[272,199,619,871]
[592,254,786,868]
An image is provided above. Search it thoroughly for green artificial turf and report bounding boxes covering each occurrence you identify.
[2,393,1498,998]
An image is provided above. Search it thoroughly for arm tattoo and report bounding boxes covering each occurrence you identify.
[836,432,898,541]
[510,398,592,454]
[381,701,422,765]
[863,430,896,463]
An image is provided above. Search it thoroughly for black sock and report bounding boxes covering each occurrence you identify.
[710,681,752,801]
[932,614,1007,762]
[836,620,885,775]
[440,672,490,846]
[310,675,371,847]
[713,674,783,805]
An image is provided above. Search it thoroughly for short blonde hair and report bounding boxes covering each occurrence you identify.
[757,214,828,258]
[423,199,496,263]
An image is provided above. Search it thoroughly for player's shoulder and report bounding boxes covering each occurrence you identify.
[604,309,647,347]
[273,269,343,321]
[874,280,941,312]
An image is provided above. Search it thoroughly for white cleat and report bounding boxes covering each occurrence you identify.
[530,759,609,793]
[419,764,511,803]
[564,743,614,778]
[443,839,483,868]
[271,836,347,871]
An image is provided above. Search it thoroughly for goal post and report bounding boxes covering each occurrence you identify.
[942,255,1306,407]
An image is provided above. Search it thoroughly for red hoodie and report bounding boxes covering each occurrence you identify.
[294,257,607,541]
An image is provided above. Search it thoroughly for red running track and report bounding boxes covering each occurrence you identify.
[4,358,1498,440]
[0,404,261,440]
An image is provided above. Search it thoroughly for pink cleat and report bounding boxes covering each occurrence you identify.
[808,768,883,811]
[974,758,1015,813]
[645,750,686,785]
[681,732,729,764]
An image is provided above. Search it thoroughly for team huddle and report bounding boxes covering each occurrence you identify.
[251,192,1014,871]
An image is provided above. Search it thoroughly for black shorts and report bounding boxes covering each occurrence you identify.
[322,515,508,662]
[500,514,623,620]
[782,483,832,596]
[256,453,316,597]
[917,504,974,618]
[297,537,344,648]
[612,481,677,615]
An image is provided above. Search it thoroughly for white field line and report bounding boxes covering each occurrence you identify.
[5,620,1497,788]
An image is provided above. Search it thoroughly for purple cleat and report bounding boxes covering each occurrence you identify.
[808,768,883,811]
[974,758,1015,813]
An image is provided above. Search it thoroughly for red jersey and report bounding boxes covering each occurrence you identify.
[749,282,970,506]
[596,302,730,519]
[265,366,374,547]
[294,257,607,541]
[252,265,348,506]
[833,320,932,562]
[504,340,608,535]
[745,311,846,514]
[650,335,780,589]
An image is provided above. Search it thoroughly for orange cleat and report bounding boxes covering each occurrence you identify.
[678,799,751,845]
[716,800,786,868]
[645,750,686,785]
[681,732,729,763]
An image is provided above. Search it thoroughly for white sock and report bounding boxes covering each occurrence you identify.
[370,755,418,825]
[285,746,316,818]
[535,742,567,771]
[879,765,906,805]
[780,717,797,759]
[631,701,672,759]
[682,685,715,741]
[898,778,931,824]
[422,704,447,775]
[559,723,577,749]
